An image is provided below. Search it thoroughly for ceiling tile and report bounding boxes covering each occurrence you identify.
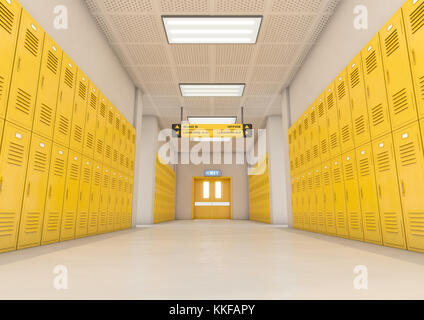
[215,0,266,13]
[262,15,315,43]
[170,45,209,65]
[216,45,255,65]
[110,15,163,42]
[127,44,170,65]
[215,66,249,82]
[137,66,175,82]
[255,44,299,65]
[160,0,210,12]
[143,82,180,95]
[271,0,322,12]
[103,0,154,13]
[177,66,210,82]
[251,66,289,82]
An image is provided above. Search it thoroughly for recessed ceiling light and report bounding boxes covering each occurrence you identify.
[162,16,262,44]
[180,84,245,97]
[187,116,237,125]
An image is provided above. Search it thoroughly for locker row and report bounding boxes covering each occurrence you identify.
[153,155,175,224]
[248,154,270,224]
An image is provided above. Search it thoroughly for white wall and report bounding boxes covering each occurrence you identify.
[289,0,406,123]
[19,0,135,123]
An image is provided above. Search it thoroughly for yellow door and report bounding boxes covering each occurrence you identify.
[107,170,117,231]
[361,34,392,139]
[0,0,21,120]
[356,144,383,244]
[0,119,3,147]
[98,166,110,234]
[69,69,88,153]
[60,150,81,241]
[193,177,232,219]
[87,161,102,235]
[94,94,107,162]
[104,105,114,166]
[300,174,308,230]
[41,144,68,245]
[83,82,98,157]
[290,176,297,227]
[54,53,76,147]
[337,69,355,153]
[317,94,330,161]
[302,112,312,170]
[380,9,418,130]
[130,127,136,175]
[295,175,304,228]
[127,178,134,228]
[307,170,316,231]
[17,133,51,249]
[348,53,371,146]
[403,0,424,119]
[33,35,62,140]
[6,9,44,130]
[332,156,349,238]
[315,166,326,233]
[322,160,335,235]
[115,173,123,230]
[326,82,341,157]
[112,108,121,169]
[393,121,424,252]
[0,122,30,252]
[75,157,92,238]
[310,106,320,166]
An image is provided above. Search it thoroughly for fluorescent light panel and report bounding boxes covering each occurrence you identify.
[163,16,262,44]
[181,84,245,97]
[187,117,237,125]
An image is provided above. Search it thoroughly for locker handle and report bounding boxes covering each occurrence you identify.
[0,177,3,192]
[345,191,349,202]
[27,183,31,197]
[49,186,52,198]
[17,57,21,72]
[66,188,69,199]
[351,100,354,110]
[401,181,406,196]
[41,76,45,89]
[333,193,336,202]
[367,86,370,98]
[386,71,390,84]
[412,50,416,65]
[360,188,363,200]
[378,185,382,198]
[60,91,63,103]
[80,191,83,200]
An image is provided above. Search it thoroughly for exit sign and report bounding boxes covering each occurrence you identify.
[204,170,222,177]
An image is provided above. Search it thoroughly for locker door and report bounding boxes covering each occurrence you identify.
[87,161,102,235]
[107,170,117,231]
[6,9,44,130]
[291,176,297,228]
[75,157,92,238]
[343,152,363,241]
[69,69,88,153]
[337,69,355,153]
[41,144,68,245]
[295,176,303,228]
[112,108,121,169]
[104,105,114,166]
[83,82,98,157]
[130,127,136,175]
[0,119,3,147]
[393,122,424,252]
[60,151,81,241]
[98,166,110,234]
[94,94,107,162]
[348,53,371,146]
[362,34,392,139]
[33,36,62,139]
[125,126,131,174]
[322,160,335,235]
[17,134,51,249]
[127,178,133,228]
[288,128,294,175]
[380,9,418,130]
[301,174,309,230]
[403,0,424,119]
[310,107,320,166]
[356,144,383,244]
[54,53,76,147]
[332,156,349,238]
[0,0,22,120]
[315,166,326,233]
[308,169,316,232]
[317,95,330,161]
[0,122,30,252]
[303,112,312,170]
[297,121,305,173]
[326,82,341,157]
[115,173,124,230]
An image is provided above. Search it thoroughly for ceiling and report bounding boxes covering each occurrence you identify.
[84,0,340,129]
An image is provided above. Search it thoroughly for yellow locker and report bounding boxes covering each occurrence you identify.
[315,166,326,233]
[112,108,121,169]
[332,156,349,238]
[380,9,418,130]
[403,0,424,119]
[372,134,407,249]
[326,82,341,157]
[33,36,62,139]
[69,69,88,153]
[295,176,303,228]
[54,53,76,147]
[303,112,312,170]
[41,144,68,245]
[393,121,424,252]
[17,133,51,249]
[343,152,363,241]
[0,122,30,252]
[88,161,102,235]
[361,34,392,139]
[83,82,98,157]
[0,119,3,147]
[297,120,305,173]
[317,94,330,161]
[300,173,308,230]
[356,144,383,244]
[337,69,355,153]
[94,94,107,162]
[75,157,92,238]
[125,125,132,174]
[98,166,110,234]
[307,169,316,232]
[60,150,81,241]
[290,176,297,227]
[348,53,371,146]
[115,173,124,230]
[288,128,295,175]
[0,0,22,120]
[309,106,320,166]
[6,9,44,130]
[293,125,300,174]
[127,177,133,228]
[104,105,114,166]
[107,169,117,231]
[322,160,336,235]
[130,127,136,175]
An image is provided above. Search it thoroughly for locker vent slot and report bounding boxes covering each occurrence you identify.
[341,125,350,143]
[366,51,377,74]
[86,132,94,149]
[7,142,24,166]
[301,180,306,192]
[115,118,120,130]
[350,68,360,88]
[314,174,320,188]
[304,118,309,131]
[392,88,409,114]
[0,2,13,34]
[383,212,399,233]
[73,125,82,143]
[24,212,41,233]
[399,142,417,166]
[300,153,304,166]
[58,115,69,136]
[298,124,303,136]
[359,158,370,177]
[100,103,106,118]
[78,82,86,100]
[125,157,129,168]
[111,177,117,190]
[306,149,311,163]
[105,145,112,159]
[321,139,327,154]
[376,151,390,172]
[327,93,334,110]
[385,30,399,57]
[46,212,60,231]
[0,212,15,237]
[337,82,346,100]
[0,75,4,99]
[330,133,338,150]
[318,103,324,117]
[344,163,354,180]
[108,111,113,124]
[34,150,47,172]
[83,167,90,183]
[63,212,74,229]
[64,68,74,88]
[113,149,118,162]
[24,29,39,57]
[120,153,125,166]
[296,181,301,193]
[311,110,316,124]
[103,175,109,188]
[336,213,346,229]
[47,51,59,75]
[95,172,101,185]
[410,1,424,34]
[54,158,65,176]
[371,104,384,126]
[90,93,97,109]
[364,213,377,231]
[408,212,424,237]
[313,145,319,159]
[39,104,52,126]
[97,139,103,154]
[295,157,299,169]
[70,163,80,180]
[16,88,31,115]
[333,167,341,183]
[354,115,365,135]
[349,212,361,229]
[308,176,313,190]
[288,134,292,144]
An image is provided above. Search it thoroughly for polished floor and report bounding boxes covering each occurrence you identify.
[1,220,424,299]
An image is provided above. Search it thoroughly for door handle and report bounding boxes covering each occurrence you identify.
[60,91,63,103]
[49,186,52,198]
[17,57,21,72]
[386,71,390,84]
[401,181,406,196]
[367,86,370,98]
[0,177,3,192]
[351,100,354,110]
[27,183,31,197]
[412,49,416,65]
[41,76,45,89]
[334,192,336,201]
[345,191,349,202]
[378,185,382,198]
[66,188,69,199]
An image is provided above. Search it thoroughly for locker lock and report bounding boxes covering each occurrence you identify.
[6,0,11,5]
